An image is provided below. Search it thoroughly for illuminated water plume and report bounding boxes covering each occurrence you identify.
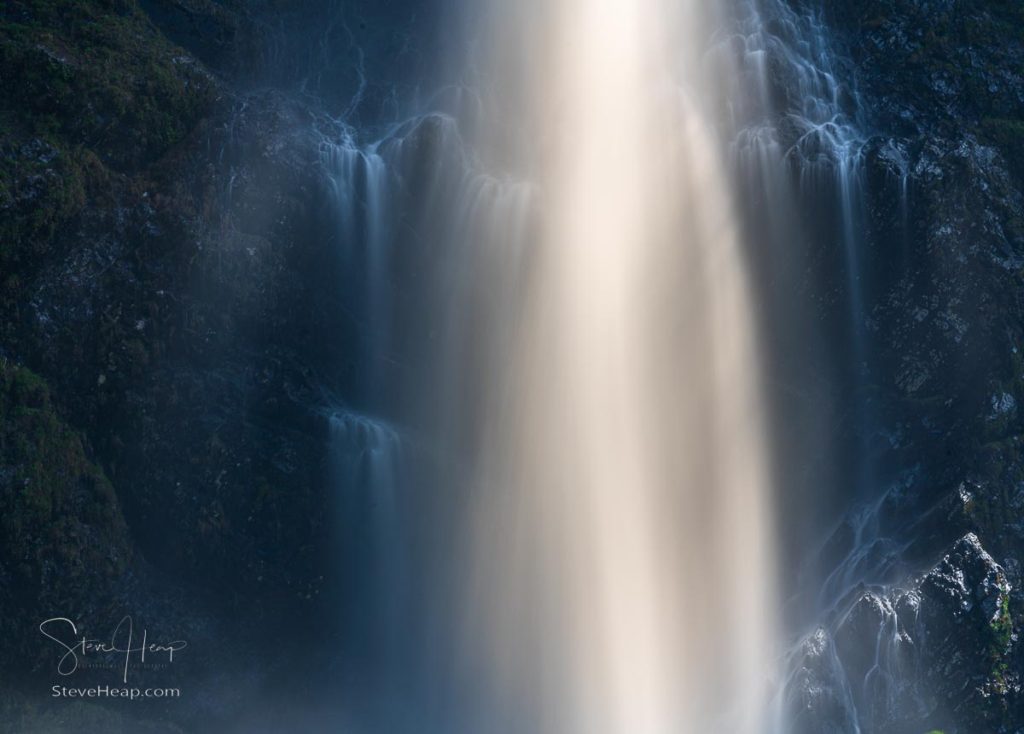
[463,1,782,732]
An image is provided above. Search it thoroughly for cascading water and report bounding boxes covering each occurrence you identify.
[312,1,913,732]
[316,109,540,730]
[328,409,405,671]
[321,138,393,400]
[456,1,780,732]
[722,0,880,537]
[717,0,913,608]
[716,4,939,732]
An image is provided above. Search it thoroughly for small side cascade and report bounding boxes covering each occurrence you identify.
[325,407,411,725]
[713,3,936,730]
[783,626,864,734]
[726,0,868,231]
[717,1,879,525]
[785,585,931,733]
[815,487,912,609]
[318,112,531,412]
[316,103,535,730]
[320,136,395,401]
[328,408,405,635]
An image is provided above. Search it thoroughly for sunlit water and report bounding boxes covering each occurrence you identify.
[312,0,900,731]
[452,1,782,732]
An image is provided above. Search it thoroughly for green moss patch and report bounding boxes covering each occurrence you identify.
[0,0,215,170]
[0,0,216,303]
[0,360,131,599]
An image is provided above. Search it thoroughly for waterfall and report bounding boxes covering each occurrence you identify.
[729,0,868,315]
[719,5,938,732]
[723,0,877,526]
[457,1,780,732]
[328,409,404,644]
[317,110,539,730]
[312,0,904,732]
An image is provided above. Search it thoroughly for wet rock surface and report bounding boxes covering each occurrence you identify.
[792,534,1021,733]
[0,1,364,729]
[778,2,1024,730]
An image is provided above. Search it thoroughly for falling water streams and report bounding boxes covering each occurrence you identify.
[459,1,780,732]
[311,0,908,731]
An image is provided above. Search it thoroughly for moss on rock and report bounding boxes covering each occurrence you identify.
[0,360,131,634]
[0,0,216,308]
[0,0,215,170]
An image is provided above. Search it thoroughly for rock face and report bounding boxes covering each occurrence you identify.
[0,362,132,666]
[789,534,1021,733]
[835,1,1024,503]
[811,1,1024,516]
[0,1,359,729]
[781,2,1024,731]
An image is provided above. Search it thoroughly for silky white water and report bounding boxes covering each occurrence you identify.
[315,0,889,730]
[462,1,781,731]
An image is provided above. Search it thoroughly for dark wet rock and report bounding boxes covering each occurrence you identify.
[788,3,1024,728]
[828,2,1024,495]
[0,1,354,729]
[797,534,1021,733]
[787,627,863,734]
[916,534,1020,730]
[0,362,132,669]
[7,85,347,604]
